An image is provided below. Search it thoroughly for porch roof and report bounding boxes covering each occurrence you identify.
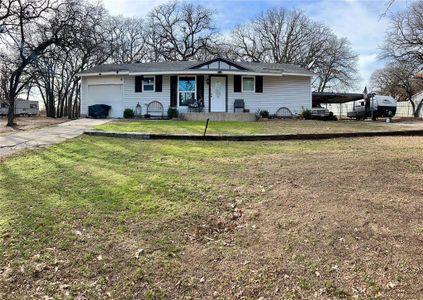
[78,58,314,77]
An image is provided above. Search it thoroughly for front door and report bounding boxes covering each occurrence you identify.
[210,76,226,112]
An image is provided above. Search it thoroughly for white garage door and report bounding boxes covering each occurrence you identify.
[87,84,123,118]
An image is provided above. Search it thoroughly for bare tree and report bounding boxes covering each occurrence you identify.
[147,1,217,61]
[370,61,423,116]
[231,24,266,62]
[109,17,149,64]
[228,8,358,91]
[0,66,8,101]
[0,0,17,28]
[382,1,423,65]
[0,0,84,126]
[33,0,112,119]
[314,37,359,92]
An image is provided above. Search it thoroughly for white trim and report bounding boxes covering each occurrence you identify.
[242,76,255,92]
[193,60,242,71]
[309,76,313,109]
[143,76,155,92]
[78,70,314,77]
[177,75,197,108]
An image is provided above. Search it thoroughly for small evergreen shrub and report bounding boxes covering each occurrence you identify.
[123,108,135,119]
[259,109,270,118]
[301,108,312,120]
[167,107,179,119]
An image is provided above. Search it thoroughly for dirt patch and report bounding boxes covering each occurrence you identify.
[0,117,69,134]
[137,137,423,299]
[0,136,422,299]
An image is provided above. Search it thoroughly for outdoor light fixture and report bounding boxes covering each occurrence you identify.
[135,102,142,117]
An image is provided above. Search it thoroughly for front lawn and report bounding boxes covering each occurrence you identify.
[94,119,411,135]
[0,136,422,298]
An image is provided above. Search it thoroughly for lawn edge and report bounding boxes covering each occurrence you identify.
[84,129,423,141]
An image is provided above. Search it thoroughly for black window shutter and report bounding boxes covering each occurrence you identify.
[170,76,177,107]
[234,75,241,93]
[155,75,163,92]
[196,75,204,102]
[255,76,263,93]
[135,75,143,93]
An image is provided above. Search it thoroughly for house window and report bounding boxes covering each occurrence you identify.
[178,76,196,106]
[0,103,7,108]
[30,104,37,109]
[242,77,255,92]
[143,77,154,91]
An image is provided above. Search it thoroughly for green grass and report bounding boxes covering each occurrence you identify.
[1,136,422,298]
[94,119,397,135]
[0,137,337,298]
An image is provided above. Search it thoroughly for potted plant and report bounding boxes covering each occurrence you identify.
[167,107,179,119]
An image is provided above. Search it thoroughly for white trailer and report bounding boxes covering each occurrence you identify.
[347,95,397,120]
[0,100,39,116]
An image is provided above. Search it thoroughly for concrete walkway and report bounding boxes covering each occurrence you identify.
[0,118,110,159]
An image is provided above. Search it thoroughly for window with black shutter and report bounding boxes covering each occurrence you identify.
[155,75,163,92]
[196,75,204,103]
[135,76,143,93]
[170,76,177,107]
[234,75,241,93]
[255,76,263,93]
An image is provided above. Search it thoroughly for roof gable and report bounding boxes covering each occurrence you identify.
[189,58,248,71]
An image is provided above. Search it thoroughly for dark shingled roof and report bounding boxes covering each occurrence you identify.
[79,58,314,76]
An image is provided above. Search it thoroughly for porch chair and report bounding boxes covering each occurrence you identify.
[234,99,245,112]
[146,101,164,118]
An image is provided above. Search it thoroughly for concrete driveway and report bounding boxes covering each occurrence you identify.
[0,118,110,159]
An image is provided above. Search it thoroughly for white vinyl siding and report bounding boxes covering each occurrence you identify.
[203,76,209,112]
[123,76,170,116]
[80,74,311,117]
[227,75,311,114]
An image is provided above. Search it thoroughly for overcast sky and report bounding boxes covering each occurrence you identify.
[101,0,413,92]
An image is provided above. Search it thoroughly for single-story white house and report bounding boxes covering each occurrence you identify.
[78,58,314,118]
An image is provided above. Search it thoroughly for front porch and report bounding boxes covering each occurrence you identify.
[180,112,256,122]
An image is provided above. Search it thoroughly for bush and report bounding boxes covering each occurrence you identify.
[301,108,312,120]
[167,107,179,119]
[259,109,270,118]
[123,108,135,119]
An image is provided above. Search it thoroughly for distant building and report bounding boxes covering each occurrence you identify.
[0,99,39,116]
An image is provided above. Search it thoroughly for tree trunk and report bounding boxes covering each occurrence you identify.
[415,99,423,118]
[67,84,76,119]
[6,91,16,127]
[409,97,416,117]
[47,89,55,118]
[6,72,20,127]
